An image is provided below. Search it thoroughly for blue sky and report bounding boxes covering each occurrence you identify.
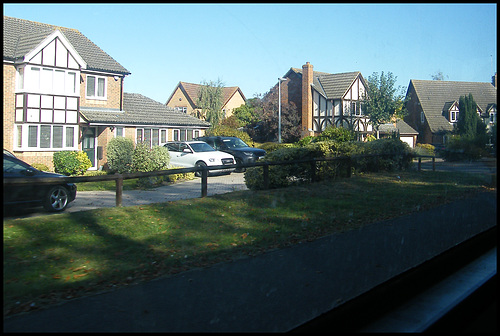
[4,3,497,103]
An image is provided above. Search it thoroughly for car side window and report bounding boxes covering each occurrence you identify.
[3,157,29,174]
[179,143,189,152]
[165,143,179,152]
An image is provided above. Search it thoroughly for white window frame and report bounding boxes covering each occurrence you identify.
[18,65,79,96]
[85,74,107,100]
[114,126,125,137]
[14,123,78,151]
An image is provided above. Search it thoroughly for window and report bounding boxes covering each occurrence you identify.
[86,75,106,99]
[21,66,78,95]
[173,129,180,141]
[420,111,425,124]
[450,111,459,122]
[115,127,124,137]
[136,128,170,148]
[17,124,77,150]
[176,106,187,113]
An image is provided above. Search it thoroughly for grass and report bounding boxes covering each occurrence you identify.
[3,169,495,316]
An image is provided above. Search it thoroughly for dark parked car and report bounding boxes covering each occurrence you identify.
[195,136,266,172]
[3,153,77,212]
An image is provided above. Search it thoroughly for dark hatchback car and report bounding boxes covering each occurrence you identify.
[3,152,77,212]
[195,136,266,172]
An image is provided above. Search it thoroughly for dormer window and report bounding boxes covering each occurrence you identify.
[450,110,459,122]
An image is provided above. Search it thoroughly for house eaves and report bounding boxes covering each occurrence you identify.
[3,16,130,75]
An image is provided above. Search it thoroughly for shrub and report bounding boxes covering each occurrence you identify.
[106,137,135,173]
[165,167,195,183]
[415,143,435,156]
[206,125,253,144]
[244,146,316,190]
[314,126,354,143]
[441,135,486,161]
[31,163,50,172]
[353,138,413,172]
[53,151,92,176]
[131,143,170,188]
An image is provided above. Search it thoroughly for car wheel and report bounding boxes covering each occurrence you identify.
[43,186,69,212]
[195,161,207,177]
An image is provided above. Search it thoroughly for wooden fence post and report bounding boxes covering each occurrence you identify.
[310,159,316,182]
[201,169,208,197]
[116,175,123,207]
[263,164,269,189]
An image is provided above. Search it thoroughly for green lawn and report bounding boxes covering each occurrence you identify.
[3,170,494,316]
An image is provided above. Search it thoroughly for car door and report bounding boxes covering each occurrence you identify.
[165,142,185,167]
[3,156,40,204]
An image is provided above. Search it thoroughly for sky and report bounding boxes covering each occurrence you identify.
[3,3,497,103]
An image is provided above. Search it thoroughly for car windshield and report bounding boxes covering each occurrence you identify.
[222,138,249,149]
[189,142,216,152]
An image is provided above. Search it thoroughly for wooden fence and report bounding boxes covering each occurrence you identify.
[4,154,435,207]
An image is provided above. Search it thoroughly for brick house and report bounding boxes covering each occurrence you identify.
[3,16,208,171]
[165,81,246,120]
[276,62,374,140]
[404,78,497,145]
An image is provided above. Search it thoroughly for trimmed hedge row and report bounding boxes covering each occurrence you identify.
[244,138,413,190]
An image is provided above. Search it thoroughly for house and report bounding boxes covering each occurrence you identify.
[378,120,419,148]
[276,62,376,140]
[166,81,246,120]
[3,16,208,171]
[404,78,497,145]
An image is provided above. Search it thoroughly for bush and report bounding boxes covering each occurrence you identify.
[206,125,253,144]
[107,137,135,173]
[353,138,413,172]
[131,143,170,188]
[244,146,317,190]
[165,167,195,183]
[414,143,435,156]
[53,151,92,176]
[314,126,354,143]
[31,163,50,172]
[441,135,486,161]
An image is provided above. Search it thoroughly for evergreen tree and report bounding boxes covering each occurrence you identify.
[456,93,478,139]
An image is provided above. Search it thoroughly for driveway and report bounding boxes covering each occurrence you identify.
[67,172,247,212]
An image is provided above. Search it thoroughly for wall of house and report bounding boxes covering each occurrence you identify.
[223,93,246,118]
[3,63,16,153]
[79,73,123,110]
[166,87,195,115]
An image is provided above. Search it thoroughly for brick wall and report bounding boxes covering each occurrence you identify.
[79,73,123,109]
[3,63,16,152]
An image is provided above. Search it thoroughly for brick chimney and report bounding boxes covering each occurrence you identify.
[301,62,314,137]
[492,72,497,88]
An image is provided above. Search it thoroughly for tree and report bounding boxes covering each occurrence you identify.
[246,90,301,143]
[363,71,408,134]
[456,93,478,138]
[431,71,448,81]
[456,93,488,147]
[196,79,225,127]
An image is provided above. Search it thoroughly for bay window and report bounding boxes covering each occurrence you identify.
[16,124,77,150]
